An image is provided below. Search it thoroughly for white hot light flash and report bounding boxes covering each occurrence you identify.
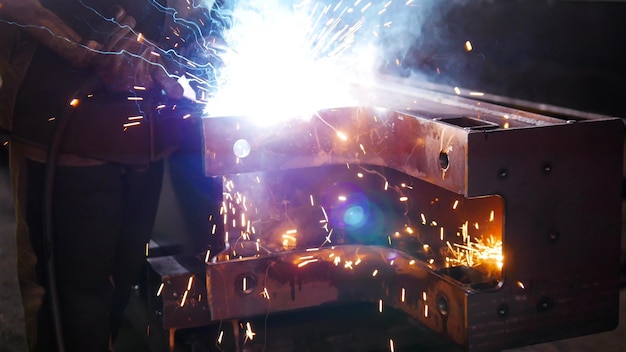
[202,0,386,125]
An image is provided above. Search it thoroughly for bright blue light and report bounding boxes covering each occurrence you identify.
[343,205,365,226]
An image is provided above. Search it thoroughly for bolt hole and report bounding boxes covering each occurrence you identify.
[437,295,449,316]
[236,273,257,295]
[439,151,450,170]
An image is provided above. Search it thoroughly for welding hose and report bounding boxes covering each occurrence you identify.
[44,75,102,352]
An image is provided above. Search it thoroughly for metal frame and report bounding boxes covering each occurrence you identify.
[192,81,623,351]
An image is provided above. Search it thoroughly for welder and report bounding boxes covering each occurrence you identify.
[0,0,224,350]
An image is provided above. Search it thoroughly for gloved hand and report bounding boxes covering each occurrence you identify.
[91,8,184,99]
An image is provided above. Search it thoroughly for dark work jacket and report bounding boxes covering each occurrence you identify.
[12,0,196,165]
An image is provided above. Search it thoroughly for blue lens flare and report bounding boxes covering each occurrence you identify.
[343,205,365,227]
[324,183,367,229]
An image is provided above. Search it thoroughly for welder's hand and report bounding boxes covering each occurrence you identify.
[92,12,183,99]
[1,0,101,67]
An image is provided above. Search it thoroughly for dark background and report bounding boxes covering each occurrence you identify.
[383,0,626,119]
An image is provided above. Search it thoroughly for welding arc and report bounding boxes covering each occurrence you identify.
[43,75,102,352]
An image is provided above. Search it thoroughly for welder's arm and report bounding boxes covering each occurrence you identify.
[0,0,99,67]
[0,0,183,98]
[92,15,184,99]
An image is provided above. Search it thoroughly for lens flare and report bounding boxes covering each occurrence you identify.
[343,205,365,226]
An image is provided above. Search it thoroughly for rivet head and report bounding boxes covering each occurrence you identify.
[548,230,559,244]
[497,304,509,317]
[537,297,554,312]
[542,162,553,174]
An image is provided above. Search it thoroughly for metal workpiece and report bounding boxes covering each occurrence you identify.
[195,82,623,351]
[206,245,471,347]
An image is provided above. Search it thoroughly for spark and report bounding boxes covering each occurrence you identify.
[378,299,383,312]
[390,339,395,352]
[156,282,164,297]
[145,242,149,257]
[454,87,461,95]
[372,269,379,276]
[517,281,525,289]
[187,276,194,290]
[180,290,189,307]
[217,330,224,344]
[244,322,256,342]
[465,40,473,51]
[127,96,143,101]
[69,98,79,107]
[298,258,319,267]
[446,235,503,271]
[336,131,349,141]
[324,229,333,245]
[123,121,141,128]
[334,256,342,266]
[453,200,459,209]
[401,288,406,302]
